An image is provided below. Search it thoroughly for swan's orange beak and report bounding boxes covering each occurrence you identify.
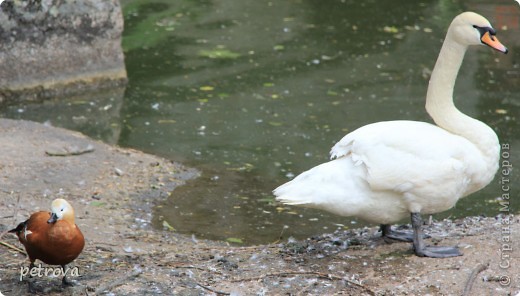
[481,31,508,54]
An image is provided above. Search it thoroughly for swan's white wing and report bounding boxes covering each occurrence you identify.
[333,121,482,210]
[274,157,365,206]
[275,120,484,219]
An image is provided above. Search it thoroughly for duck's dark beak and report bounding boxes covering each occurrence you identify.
[48,212,58,224]
[481,31,508,54]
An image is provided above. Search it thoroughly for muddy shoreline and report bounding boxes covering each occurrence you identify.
[0,119,518,295]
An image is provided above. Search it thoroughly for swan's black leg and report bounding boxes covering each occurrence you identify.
[411,212,462,258]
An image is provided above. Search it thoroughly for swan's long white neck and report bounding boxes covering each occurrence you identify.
[425,29,499,178]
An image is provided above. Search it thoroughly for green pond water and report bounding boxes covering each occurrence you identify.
[1,0,518,244]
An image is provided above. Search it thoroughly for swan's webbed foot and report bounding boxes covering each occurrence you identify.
[380,224,430,243]
[410,212,462,258]
[380,224,413,242]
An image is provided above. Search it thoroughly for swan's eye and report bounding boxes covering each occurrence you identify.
[473,25,495,37]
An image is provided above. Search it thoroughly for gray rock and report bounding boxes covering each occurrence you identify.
[0,0,127,104]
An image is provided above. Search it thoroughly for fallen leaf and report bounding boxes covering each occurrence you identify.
[199,48,241,59]
[226,237,243,244]
[158,119,177,124]
[90,201,106,207]
[200,86,214,91]
[162,220,175,231]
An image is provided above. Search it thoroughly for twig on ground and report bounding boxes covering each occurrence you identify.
[463,261,489,296]
[45,144,95,157]
[271,225,289,244]
[196,283,230,295]
[0,241,26,254]
[198,244,279,251]
[169,264,207,271]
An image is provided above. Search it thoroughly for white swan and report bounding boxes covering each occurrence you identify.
[273,12,508,258]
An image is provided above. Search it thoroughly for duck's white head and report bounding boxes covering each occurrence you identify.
[449,11,508,53]
[48,198,76,224]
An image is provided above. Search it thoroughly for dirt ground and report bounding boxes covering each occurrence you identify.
[0,118,518,296]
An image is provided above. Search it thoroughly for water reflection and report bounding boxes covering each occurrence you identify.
[1,0,518,244]
[0,88,125,144]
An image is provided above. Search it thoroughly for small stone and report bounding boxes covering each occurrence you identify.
[114,167,124,176]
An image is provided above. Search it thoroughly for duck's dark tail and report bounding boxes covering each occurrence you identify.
[8,220,27,234]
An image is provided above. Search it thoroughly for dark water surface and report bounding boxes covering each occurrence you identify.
[1,0,518,244]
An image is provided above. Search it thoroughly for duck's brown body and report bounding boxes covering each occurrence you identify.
[9,199,85,286]
[9,211,85,266]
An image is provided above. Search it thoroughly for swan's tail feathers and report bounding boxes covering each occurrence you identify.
[273,168,331,208]
[274,195,312,206]
[273,182,315,206]
[273,179,313,206]
[273,157,362,210]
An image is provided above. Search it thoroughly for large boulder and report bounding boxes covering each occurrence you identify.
[0,0,127,104]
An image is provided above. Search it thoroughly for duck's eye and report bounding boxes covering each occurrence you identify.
[61,208,64,212]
